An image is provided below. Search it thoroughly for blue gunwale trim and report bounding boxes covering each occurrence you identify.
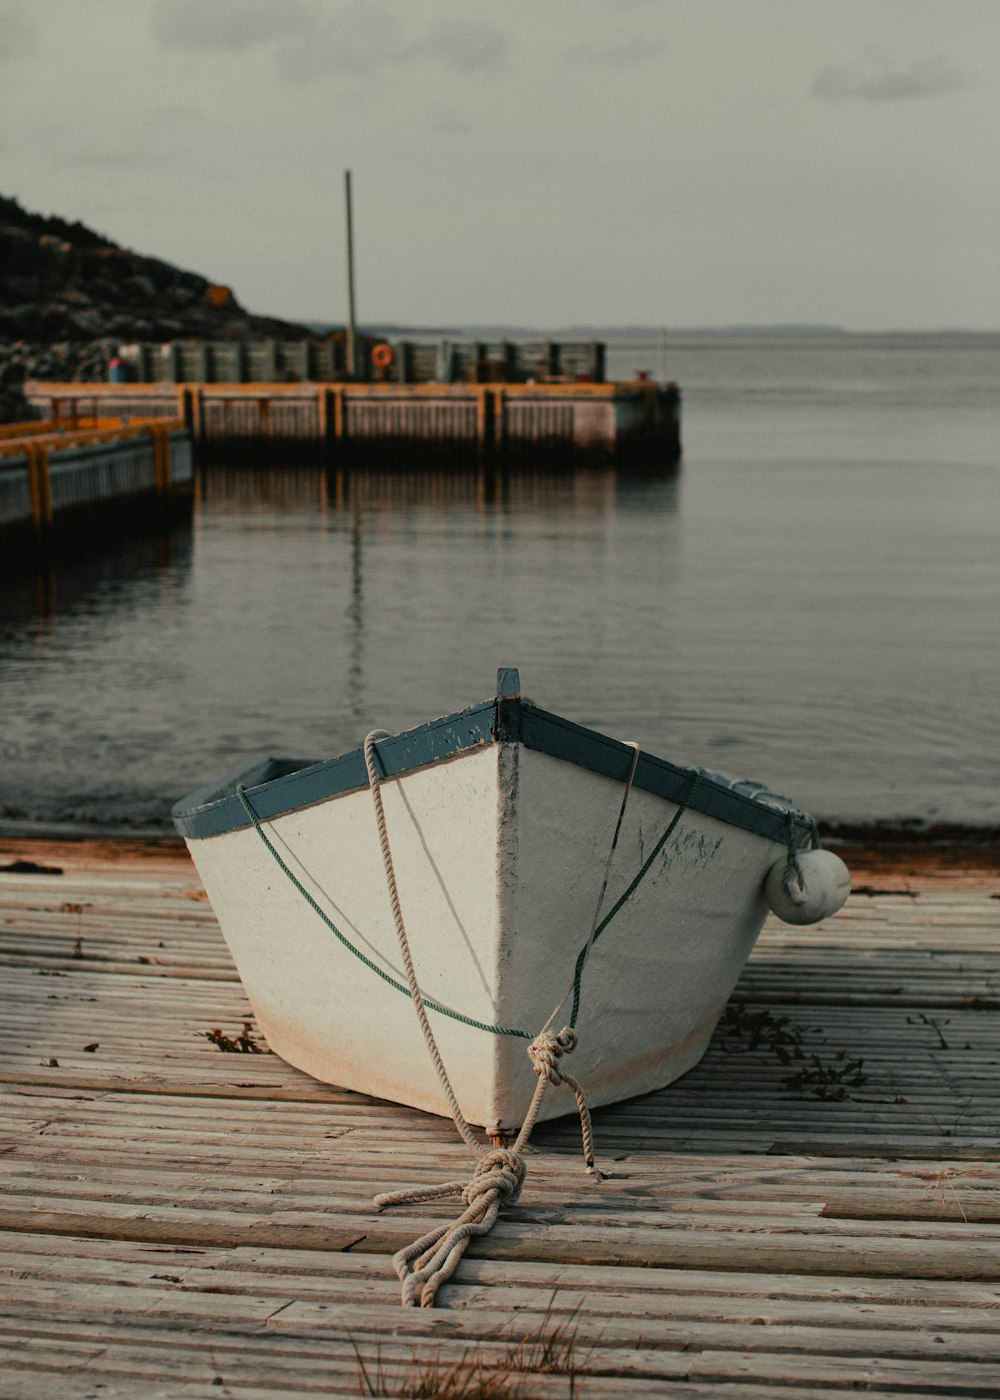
[172,700,497,840]
[512,704,811,848]
[173,671,814,847]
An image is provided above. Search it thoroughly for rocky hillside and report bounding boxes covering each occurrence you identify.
[0,193,309,342]
[0,193,313,420]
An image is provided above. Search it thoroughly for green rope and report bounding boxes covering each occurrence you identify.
[569,766,703,1028]
[235,785,531,1040]
[237,762,704,1041]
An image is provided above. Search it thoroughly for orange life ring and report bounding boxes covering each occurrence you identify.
[371,342,394,369]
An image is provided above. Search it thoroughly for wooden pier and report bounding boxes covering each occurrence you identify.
[24,381,682,464]
[0,841,997,1397]
[0,416,192,565]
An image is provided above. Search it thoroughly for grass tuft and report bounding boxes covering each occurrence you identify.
[354,1295,588,1398]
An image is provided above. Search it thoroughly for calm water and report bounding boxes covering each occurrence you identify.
[2,329,998,834]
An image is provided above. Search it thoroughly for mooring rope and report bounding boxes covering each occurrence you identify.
[373,1024,593,1307]
[363,729,485,1156]
[364,729,637,1306]
[238,728,704,1306]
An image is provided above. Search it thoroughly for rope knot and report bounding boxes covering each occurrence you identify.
[464,1147,526,1208]
[528,1025,578,1085]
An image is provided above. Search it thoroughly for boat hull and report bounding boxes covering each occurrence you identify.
[178,702,797,1132]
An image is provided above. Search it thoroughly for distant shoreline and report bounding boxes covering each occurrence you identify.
[308,322,1000,341]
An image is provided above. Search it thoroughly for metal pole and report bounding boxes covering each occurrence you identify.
[345,170,357,380]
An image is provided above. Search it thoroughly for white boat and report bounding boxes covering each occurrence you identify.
[173,668,849,1135]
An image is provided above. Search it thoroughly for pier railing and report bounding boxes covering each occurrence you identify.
[0,416,192,562]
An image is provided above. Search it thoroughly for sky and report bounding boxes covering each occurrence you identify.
[1,0,998,331]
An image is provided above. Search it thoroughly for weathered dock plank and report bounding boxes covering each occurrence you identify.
[0,841,997,1396]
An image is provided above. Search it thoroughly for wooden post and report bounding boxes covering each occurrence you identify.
[38,440,52,526]
[482,386,498,468]
[26,442,42,532]
[26,441,53,535]
[642,383,656,435]
[151,425,172,497]
[151,426,162,495]
[344,170,358,380]
[492,387,506,454]
[475,385,489,457]
[318,386,337,472]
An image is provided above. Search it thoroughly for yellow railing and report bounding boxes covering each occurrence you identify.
[0,417,184,531]
[0,416,130,441]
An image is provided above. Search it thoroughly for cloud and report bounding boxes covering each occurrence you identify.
[566,35,664,67]
[151,0,316,54]
[277,5,509,81]
[273,3,407,81]
[426,106,474,137]
[152,0,508,80]
[46,106,217,176]
[0,0,37,62]
[812,54,973,103]
[419,17,508,74]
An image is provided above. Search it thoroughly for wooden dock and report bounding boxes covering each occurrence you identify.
[24,381,682,464]
[0,840,997,1397]
[0,417,192,565]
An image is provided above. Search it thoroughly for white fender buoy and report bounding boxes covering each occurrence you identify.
[765,848,851,925]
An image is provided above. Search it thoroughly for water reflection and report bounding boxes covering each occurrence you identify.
[199,462,330,515]
[197,459,682,521]
[0,524,194,638]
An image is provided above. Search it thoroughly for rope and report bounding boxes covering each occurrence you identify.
[373,1025,595,1307]
[374,1147,526,1307]
[363,729,483,1156]
[364,731,633,1305]
[238,728,704,1307]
